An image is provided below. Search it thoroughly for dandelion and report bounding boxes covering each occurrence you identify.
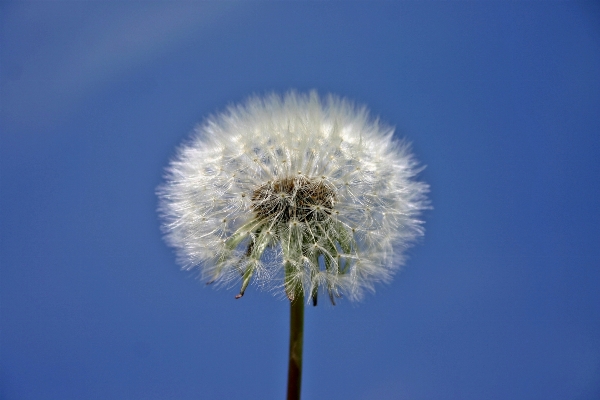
[157,91,428,399]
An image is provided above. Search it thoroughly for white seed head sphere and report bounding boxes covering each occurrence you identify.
[158,91,429,304]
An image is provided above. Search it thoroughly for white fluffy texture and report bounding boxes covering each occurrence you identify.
[158,91,428,302]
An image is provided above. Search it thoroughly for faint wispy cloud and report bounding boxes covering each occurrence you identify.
[1,2,242,131]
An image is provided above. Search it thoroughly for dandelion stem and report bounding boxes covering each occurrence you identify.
[286,292,304,400]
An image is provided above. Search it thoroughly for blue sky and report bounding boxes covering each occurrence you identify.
[1,2,599,399]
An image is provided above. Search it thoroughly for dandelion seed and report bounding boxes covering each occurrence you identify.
[157,91,428,304]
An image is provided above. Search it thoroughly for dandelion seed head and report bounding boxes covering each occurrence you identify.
[158,91,429,303]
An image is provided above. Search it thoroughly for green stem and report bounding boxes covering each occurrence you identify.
[286,292,305,400]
